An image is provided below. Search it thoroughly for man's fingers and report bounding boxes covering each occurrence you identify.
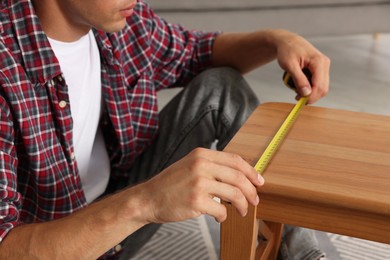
[211,165,259,206]
[201,197,228,223]
[287,63,330,104]
[185,148,262,219]
[307,58,330,104]
[209,180,249,217]
[190,148,264,187]
[289,66,312,97]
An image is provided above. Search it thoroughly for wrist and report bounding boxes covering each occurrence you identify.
[120,184,155,226]
[263,29,292,48]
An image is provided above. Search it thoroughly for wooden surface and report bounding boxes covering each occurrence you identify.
[221,102,390,259]
[220,201,258,260]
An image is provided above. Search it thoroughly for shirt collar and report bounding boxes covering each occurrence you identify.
[7,0,62,85]
[7,0,123,83]
[93,30,121,69]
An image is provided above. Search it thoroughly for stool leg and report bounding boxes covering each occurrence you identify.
[220,203,258,260]
[256,221,284,260]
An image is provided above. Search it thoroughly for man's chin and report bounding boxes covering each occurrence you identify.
[97,20,127,33]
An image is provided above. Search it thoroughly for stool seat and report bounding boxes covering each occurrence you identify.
[220,103,390,260]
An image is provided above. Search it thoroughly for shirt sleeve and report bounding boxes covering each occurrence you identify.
[0,94,21,243]
[135,1,221,90]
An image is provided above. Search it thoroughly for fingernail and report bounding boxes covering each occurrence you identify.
[301,86,311,96]
[257,174,264,184]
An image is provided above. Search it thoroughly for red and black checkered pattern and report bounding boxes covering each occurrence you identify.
[0,0,218,255]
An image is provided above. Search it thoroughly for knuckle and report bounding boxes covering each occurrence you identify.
[312,53,329,66]
[318,85,329,97]
[317,54,331,68]
[191,147,207,157]
[249,185,258,198]
[191,174,206,191]
[323,55,331,66]
[218,208,228,223]
[316,87,325,96]
[232,187,244,201]
[189,157,207,172]
[232,170,243,183]
[231,153,244,167]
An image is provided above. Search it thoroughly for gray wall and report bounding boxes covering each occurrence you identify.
[146,0,390,36]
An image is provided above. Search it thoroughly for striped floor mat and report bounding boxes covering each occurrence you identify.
[130,216,218,260]
[130,216,390,260]
[327,233,390,260]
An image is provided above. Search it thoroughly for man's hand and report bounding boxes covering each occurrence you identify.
[273,30,330,104]
[139,148,264,224]
[212,29,330,104]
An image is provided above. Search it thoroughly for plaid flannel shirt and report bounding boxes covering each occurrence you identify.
[0,0,217,254]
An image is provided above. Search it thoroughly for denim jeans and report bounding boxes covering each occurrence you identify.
[118,67,325,260]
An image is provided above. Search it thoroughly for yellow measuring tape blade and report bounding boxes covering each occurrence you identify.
[254,96,308,175]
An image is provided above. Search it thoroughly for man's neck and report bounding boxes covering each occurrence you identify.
[32,0,91,42]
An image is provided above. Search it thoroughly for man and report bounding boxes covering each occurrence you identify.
[0,0,330,259]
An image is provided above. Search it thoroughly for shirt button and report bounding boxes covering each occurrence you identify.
[59,100,67,108]
[114,244,122,252]
[70,152,75,160]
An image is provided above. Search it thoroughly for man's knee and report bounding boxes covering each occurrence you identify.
[194,67,245,89]
[191,67,259,105]
[198,66,242,81]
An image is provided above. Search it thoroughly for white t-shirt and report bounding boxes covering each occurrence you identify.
[48,31,110,203]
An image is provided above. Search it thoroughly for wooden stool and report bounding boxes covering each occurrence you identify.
[220,103,390,260]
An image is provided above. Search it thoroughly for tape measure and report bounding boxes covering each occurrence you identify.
[254,70,311,175]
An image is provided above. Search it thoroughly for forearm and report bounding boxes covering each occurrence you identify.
[0,186,149,259]
[211,29,283,74]
[211,29,330,103]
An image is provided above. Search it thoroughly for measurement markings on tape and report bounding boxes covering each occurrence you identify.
[254,96,308,175]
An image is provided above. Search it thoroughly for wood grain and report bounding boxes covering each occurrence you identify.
[221,103,390,259]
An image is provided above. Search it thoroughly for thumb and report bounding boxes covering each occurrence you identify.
[290,68,312,97]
